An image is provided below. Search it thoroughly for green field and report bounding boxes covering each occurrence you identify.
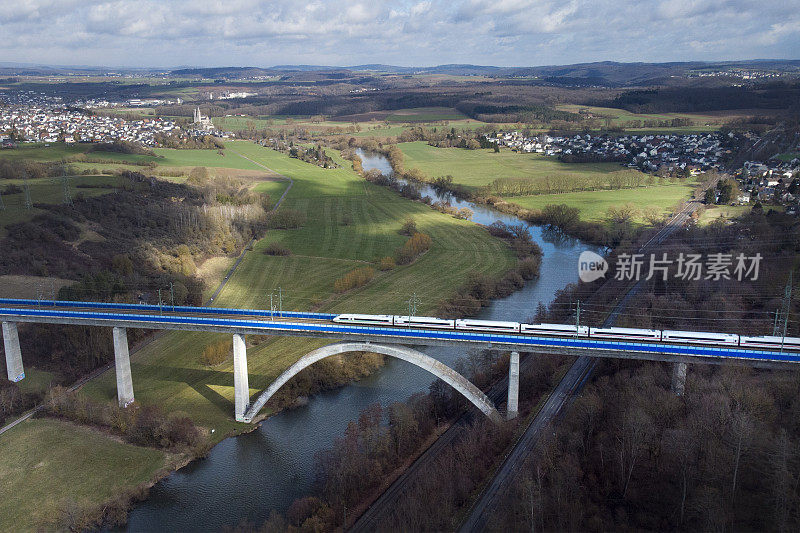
[507,182,694,223]
[98,107,157,117]
[79,140,515,431]
[212,108,486,140]
[0,142,266,170]
[76,147,263,169]
[383,107,468,123]
[0,143,86,161]
[397,141,648,191]
[0,418,166,532]
[556,104,745,128]
[695,204,785,226]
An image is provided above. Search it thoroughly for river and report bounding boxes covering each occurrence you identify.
[121,150,599,531]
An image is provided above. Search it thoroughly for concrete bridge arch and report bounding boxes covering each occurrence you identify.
[242,342,502,423]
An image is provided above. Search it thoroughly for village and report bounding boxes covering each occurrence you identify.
[0,102,180,146]
[0,92,230,146]
[487,130,728,172]
[487,129,800,213]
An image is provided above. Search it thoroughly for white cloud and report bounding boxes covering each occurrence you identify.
[0,0,796,67]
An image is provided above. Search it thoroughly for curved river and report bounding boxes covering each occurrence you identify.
[121,150,600,531]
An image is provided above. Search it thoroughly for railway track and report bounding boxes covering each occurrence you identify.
[457,197,702,532]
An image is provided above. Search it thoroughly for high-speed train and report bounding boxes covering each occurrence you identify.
[332,314,800,352]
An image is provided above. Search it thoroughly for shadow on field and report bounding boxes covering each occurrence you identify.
[154,365,273,414]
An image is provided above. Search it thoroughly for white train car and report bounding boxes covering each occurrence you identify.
[520,323,589,337]
[662,330,739,346]
[739,335,800,351]
[393,315,455,329]
[332,314,394,326]
[455,319,520,334]
[589,327,662,342]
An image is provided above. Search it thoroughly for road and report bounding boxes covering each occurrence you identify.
[351,199,699,532]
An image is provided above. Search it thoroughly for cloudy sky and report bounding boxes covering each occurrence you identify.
[2,0,799,68]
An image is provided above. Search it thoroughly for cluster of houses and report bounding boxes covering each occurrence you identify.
[487,131,726,173]
[0,103,181,146]
[736,158,800,211]
[688,69,785,80]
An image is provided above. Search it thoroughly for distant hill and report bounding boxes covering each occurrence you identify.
[168,60,800,86]
[1,60,798,87]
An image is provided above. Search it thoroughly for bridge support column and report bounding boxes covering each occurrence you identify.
[507,351,519,420]
[2,322,24,382]
[113,327,135,407]
[671,362,687,396]
[233,333,249,422]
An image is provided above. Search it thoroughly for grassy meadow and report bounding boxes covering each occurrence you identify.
[508,182,695,223]
[0,419,167,533]
[397,141,648,191]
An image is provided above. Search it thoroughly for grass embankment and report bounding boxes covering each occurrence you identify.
[1,140,514,529]
[0,418,167,533]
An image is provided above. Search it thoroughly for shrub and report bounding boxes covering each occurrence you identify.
[395,232,432,265]
[45,388,200,450]
[456,207,473,220]
[516,256,542,279]
[164,415,201,447]
[334,266,376,293]
[341,214,353,226]
[264,242,292,256]
[378,256,396,270]
[200,341,229,366]
[400,217,417,236]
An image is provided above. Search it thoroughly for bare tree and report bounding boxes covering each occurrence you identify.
[728,406,755,500]
[617,406,652,498]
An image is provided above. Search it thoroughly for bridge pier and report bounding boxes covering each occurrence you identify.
[507,351,519,420]
[2,322,24,382]
[233,333,249,422]
[113,327,135,407]
[671,362,688,396]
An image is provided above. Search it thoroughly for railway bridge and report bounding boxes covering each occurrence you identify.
[1,298,798,424]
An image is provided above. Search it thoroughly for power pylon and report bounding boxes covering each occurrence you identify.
[773,274,793,338]
[407,293,421,318]
[23,176,32,210]
[779,272,793,352]
[62,172,73,206]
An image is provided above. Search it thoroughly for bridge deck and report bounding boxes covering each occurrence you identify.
[1,301,798,369]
